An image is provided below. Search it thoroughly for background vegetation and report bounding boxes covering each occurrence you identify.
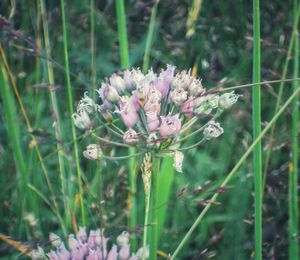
[0,0,299,259]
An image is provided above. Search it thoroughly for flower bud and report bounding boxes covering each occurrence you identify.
[77,92,97,114]
[106,245,118,260]
[109,74,125,94]
[117,231,130,246]
[206,94,219,109]
[203,121,224,139]
[119,245,130,260]
[219,91,239,109]
[72,110,91,130]
[49,233,62,248]
[188,79,204,96]
[170,88,188,106]
[136,246,149,259]
[76,227,87,243]
[106,85,120,102]
[181,96,194,116]
[83,144,103,160]
[123,129,139,145]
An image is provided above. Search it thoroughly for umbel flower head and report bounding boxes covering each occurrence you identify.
[30,228,149,260]
[73,65,240,172]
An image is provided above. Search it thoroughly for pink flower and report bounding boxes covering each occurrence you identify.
[146,112,160,132]
[119,245,130,260]
[159,114,182,136]
[182,96,194,116]
[131,91,142,110]
[118,96,139,128]
[154,65,175,97]
[106,245,118,260]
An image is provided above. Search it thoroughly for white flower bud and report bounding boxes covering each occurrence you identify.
[123,129,139,145]
[170,88,188,106]
[173,151,184,172]
[30,246,45,260]
[109,74,126,93]
[219,91,239,109]
[49,232,62,248]
[203,121,224,139]
[117,231,130,246]
[83,144,103,160]
[106,85,120,102]
[77,92,97,114]
[188,79,204,96]
[136,246,149,259]
[72,110,91,130]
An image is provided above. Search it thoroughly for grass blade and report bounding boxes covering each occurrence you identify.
[60,0,85,226]
[252,0,262,259]
[289,0,299,258]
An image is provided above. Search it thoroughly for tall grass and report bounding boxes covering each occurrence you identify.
[60,0,85,226]
[39,0,69,227]
[289,0,299,258]
[252,0,262,259]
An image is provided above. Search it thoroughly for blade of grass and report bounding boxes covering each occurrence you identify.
[39,0,69,227]
[170,85,300,260]
[60,0,86,226]
[142,0,159,73]
[252,0,262,259]
[116,0,130,68]
[289,0,299,258]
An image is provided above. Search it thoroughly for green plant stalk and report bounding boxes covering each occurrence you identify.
[289,0,299,258]
[0,65,28,233]
[116,0,130,68]
[150,156,160,260]
[252,0,262,259]
[90,0,96,94]
[60,0,85,226]
[142,1,159,73]
[142,178,151,260]
[171,86,300,260]
[40,0,69,226]
[262,5,300,189]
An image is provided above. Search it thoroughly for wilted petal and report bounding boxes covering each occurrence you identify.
[203,121,224,139]
[83,144,103,160]
[219,91,240,109]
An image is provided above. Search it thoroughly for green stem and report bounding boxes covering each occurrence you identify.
[170,86,300,260]
[60,0,86,226]
[289,0,299,258]
[116,0,130,68]
[40,0,69,227]
[253,0,262,259]
[142,1,159,73]
[142,178,151,260]
[150,156,160,260]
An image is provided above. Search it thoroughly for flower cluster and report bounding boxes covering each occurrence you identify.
[73,65,239,171]
[30,228,149,260]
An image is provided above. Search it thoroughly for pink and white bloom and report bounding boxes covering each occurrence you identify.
[118,96,139,128]
[170,88,188,106]
[181,96,194,116]
[146,111,160,132]
[109,73,126,93]
[159,114,182,136]
[154,64,175,97]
